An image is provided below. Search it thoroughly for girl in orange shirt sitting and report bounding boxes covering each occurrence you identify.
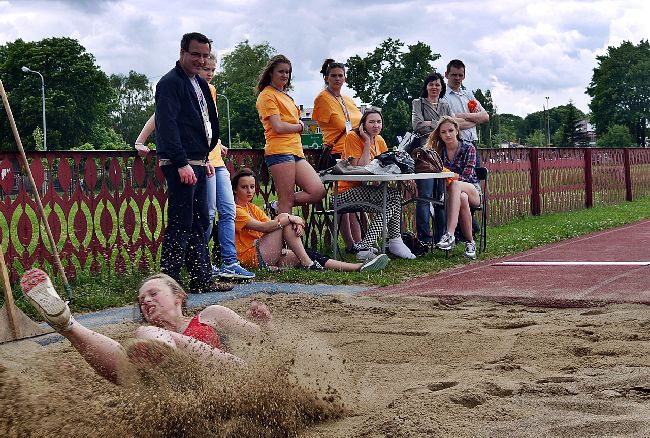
[339,108,416,260]
[232,168,389,272]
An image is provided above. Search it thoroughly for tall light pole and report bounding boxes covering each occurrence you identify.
[21,66,47,151]
[217,93,231,149]
[545,96,550,147]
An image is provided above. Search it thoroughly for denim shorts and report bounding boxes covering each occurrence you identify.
[265,153,305,168]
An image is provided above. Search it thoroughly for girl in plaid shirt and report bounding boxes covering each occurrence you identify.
[426,116,481,259]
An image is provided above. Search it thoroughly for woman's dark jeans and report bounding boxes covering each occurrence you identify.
[415,178,446,244]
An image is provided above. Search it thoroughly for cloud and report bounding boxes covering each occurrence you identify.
[1,0,648,118]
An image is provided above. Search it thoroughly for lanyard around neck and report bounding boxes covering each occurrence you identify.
[326,87,351,122]
[270,84,292,99]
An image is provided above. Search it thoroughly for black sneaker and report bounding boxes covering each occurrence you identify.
[302,261,325,271]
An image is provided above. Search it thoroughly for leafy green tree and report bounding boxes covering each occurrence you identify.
[0,37,115,150]
[109,70,154,145]
[525,129,546,147]
[474,89,495,147]
[212,40,275,148]
[587,39,650,146]
[494,113,525,145]
[558,100,581,147]
[345,39,440,146]
[596,124,635,148]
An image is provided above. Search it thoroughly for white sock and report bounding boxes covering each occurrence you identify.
[388,238,416,259]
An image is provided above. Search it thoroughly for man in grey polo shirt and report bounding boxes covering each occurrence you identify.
[441,59,489,149]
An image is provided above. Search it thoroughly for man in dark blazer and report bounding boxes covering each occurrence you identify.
[155,32,231,292]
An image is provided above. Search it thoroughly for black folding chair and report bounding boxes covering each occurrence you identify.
[471,167,489,253]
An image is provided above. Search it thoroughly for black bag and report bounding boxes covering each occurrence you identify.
[316,129,347,171]
[316,143,334,172]
[374,150,415,174]
[403,134,422,155]
[401,231,428,257]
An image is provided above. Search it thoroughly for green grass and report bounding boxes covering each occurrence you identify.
[5,195,650,321]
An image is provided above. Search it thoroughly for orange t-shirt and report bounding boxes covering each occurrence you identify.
[338,131,388,193]
[312,89,362,154]
[207,84,225,168]
[234,202,269,268]
[256,86,304,157]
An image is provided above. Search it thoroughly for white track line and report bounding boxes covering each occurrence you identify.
[496,261,650,266]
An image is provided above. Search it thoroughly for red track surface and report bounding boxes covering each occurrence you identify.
[366,219,650,307]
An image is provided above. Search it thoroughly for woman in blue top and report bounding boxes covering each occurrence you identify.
[427,116,481,259]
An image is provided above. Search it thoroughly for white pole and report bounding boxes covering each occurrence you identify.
[217,93,231,149]
[21,66,47,151]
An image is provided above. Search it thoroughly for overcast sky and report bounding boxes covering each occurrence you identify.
[1,0,647,118]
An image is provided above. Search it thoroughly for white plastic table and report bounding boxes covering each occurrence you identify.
[322,172,455,258]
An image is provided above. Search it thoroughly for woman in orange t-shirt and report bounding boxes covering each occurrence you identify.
[255,55,325,214]
[232,168,388,272]
[312,58,364,253]
[338,108,416,260]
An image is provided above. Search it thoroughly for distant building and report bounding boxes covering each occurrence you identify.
[576,119,597,146]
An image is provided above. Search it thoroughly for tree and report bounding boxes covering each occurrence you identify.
[525,129,546,147]
[109,70,154,145]
[212,40,275,148]
[0,37,115,150]
[494,113,525,145]
[587,39,650,147]
[474,89,495,147]
[596,124,635,148]
[557,101,581,147]
[346,39,440,146]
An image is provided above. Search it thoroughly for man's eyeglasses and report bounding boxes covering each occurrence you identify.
[364,106,382,113]
[185,50,211,60]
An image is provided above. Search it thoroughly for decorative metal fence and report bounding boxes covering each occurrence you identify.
[1,147,649,282]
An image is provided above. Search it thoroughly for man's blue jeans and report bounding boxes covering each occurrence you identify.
[160,164,212,289]
[205,165,238,265]
[415,178,447,244]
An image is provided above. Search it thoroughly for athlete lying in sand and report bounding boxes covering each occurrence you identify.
[20,269,272,384]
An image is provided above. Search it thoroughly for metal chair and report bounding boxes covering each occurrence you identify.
[471,167,489,253]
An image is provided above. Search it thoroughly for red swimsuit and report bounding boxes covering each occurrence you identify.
[182,314,222,349]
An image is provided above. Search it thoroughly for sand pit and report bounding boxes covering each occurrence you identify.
[1,292,650,437]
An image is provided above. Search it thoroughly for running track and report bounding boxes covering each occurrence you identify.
[366,219,650,307]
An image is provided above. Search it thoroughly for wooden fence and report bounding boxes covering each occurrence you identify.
[1,147,649,282]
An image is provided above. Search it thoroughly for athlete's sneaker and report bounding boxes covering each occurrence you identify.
[360,253,390,272]
[219,262,256,280]
[464,240,477,260]
[436,232,456,251]
[20,268,73,332]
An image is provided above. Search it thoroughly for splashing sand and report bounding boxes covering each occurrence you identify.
[2,293,650,437]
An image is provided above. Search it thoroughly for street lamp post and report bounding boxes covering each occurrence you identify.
[545,96,550,147]
[217,93,231,149]
[21,66,47,151]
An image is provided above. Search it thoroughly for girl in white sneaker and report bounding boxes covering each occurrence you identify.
[339,108,416,260]
[20,269,272,384]
[428,116,481,259]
